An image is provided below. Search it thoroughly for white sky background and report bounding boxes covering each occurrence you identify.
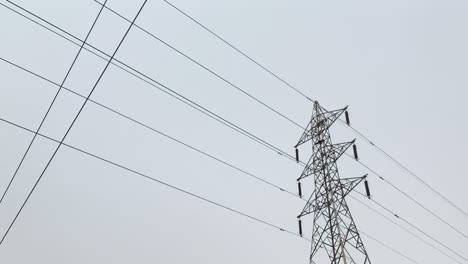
[0,0,467,263]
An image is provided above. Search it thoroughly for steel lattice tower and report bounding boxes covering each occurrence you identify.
[295,101,371,264]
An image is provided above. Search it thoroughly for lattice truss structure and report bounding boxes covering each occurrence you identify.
[295,101,371,264]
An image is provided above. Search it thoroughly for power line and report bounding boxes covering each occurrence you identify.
[354,156,468,242]
[0,50,438,263]
[349,194,463,264]
[0,2,105,58]
[1,37,459,261]
[344,120,468,218]
[2,0,467,248]
[160,0,314,102]
[88,0,468,236]
[0,0,109,206]
[0,56,299,199]
[0,117,306,242]
[161,0,468,220]
[0,116,429,264]
[0,60,457,264]
[1,1,464,262]
[93,0,305,130]
[2,3,467,247]
[0,1,299,164]
[358,230,419,264]
[1,57,462,264]
[365,195,468,263]
[0,0,149,245]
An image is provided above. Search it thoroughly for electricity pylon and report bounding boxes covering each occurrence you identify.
[295,101,371,264]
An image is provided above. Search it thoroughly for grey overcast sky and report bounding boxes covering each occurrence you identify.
[0,0,467,263]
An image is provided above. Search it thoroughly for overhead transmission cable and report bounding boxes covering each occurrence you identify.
[0,118,305,241]
[0,116,424,264]
[0,0,298,164]
[1,0,467,246]
[0,0,149,245]
[84,1,468,238]
[353,155,468,241]
[92,0,305,130]
[160,0,468,219]
[350,194,463,264]
[0,56,295,197]
[0,57,461,264]
[160,0,313,101]
[2,4,464,262]
[0,0,109,205]
[364,194,468,263]
[359,230,419,264]
[340,117,468,219]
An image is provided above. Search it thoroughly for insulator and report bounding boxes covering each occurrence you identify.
[298,219,303,237]
[364,180,371,198]
[353,144,359,160]
[295,148,299,163]
[345,111,350,126]
[298,181,302,198]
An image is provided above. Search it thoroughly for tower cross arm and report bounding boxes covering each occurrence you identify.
[334,175,368,198]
